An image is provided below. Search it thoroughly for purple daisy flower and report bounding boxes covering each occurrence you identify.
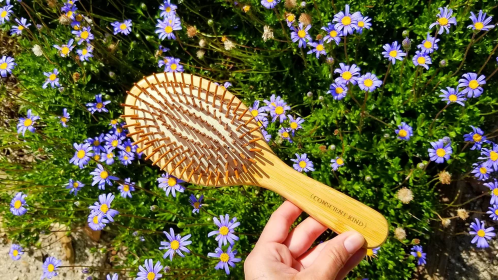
[77,45,93,61]
[42,69,60,89]
[119,151,134,165]
[458,72,486,98]
[158,56,172,70]
[9,244,23,261]
[59,108,70,127]
[62,4,77,19]
[487,204,498,221]
[469,218,495,248]
[66,179,84,196]
[485,180,498,204]
[111,19,132,35]
[89,193,119,221]
[69,142,93,168]
[256,116,269,129]
[331,157,344,171]
[468,10,495,31]
[358,72,382,92]
[10,17,31,35]
[0,1,14,24]
[382,42,406,64]
[106,273,119,280]
[121,139,136,154]
[417,33,439,54]
[291,23,312,48]
[328,82,348,100]
[288,115,304,134]
[472,163,491,181]
[463,126,486,150]
[86,94,111,114]
[87,212,109,231]
[410,246,426,265]
[269,99,291,123]
[249,100,267,120]
[90,164,119,190]
[395,122,413,140]
[72,26,94,44]
[366,247,380,259]
[17,109,39,136]
[307,40,327,58]
[160,0,177,17]
[158,173,185,197]
[261,0,280,9]
[333,4,358,36]
[428,139,452,163]
[262,94,283,111]
[156,15,182,40]
[53,39,75,57]
[136,259,163,280]
[208,214,240,247]
[86,134,105,154]
[334,63,361,85]
[480,144,498,171]
[10,192,27,216]
[261,129,271,142]
[0,55,16,77]
[42,256,61,279]
[429,7,457,35]
[104,134,123,151]
[439,87,466,106]
[207,246,241,275]
[354,14,372,34]
[321,23,342,45]
[291,153,315,172]
[279,127,292,143]
[100,147,116,165]
[165,57,184,72]
[189,194,204,214]
[412,51,432,70]
[159,228,192,261]
[118,178,135,198]
[285,13,296,27]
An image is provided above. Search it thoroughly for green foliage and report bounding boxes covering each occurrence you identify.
[1,0,497,279]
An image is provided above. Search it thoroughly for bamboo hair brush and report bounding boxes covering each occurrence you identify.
[121,72,389,248]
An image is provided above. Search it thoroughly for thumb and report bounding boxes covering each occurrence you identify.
[301,231,365,280]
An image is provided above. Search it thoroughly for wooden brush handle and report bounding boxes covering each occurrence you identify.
[258,160,388,248]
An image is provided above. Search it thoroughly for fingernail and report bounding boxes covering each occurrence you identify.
[343,232,365,254]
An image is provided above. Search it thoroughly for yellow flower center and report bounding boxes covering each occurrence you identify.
[299,161,307,168]
[243,6,250,12]
[14,200,22,209]
[75,14,83,21]
[268,0,274,2]
[119,23,127,30]
[474,22,484,30]
[73,25,80,30]
[469,80,479,89]
[436,148,446,157]
[336,158,344,165]
[123,184,129,192]
[335,87,344,94]
[219,226,229,236]
[398,129,407,137]
[93,140,100,146]
[221,36,227,42]
[290,122,298,129]
[417,251,422,258]
[100,203,109,213]
[341,16,351,25]
[0,62,7,70]
[287,15,294,22]
[49,74,57,81]
[448,94,457,102]
[117,127,122,133]
[73,182,79,188]
[193,202,200,209]
[147,272,156,280]
[423,41,432,49]
[82,49,88,55]
[275,106,284,115]
[107,152,114,159]
[61,117,67,123]
[490,151,498,161]
[77,150,86,159]
[18,25,24,30]
[124,155,128,160]
[170,240,180,250]
[297,30,306,38]
[94,154,100,161]
[165,26,173,34]
[47,264,55,272]
[1,11,7,18]
[358,21,365,27]
[220,253,229,262]
[271,102,276,106]
[96,103,103,109]
[330,30,337,37]
[316,44,324,51]
[366,249,373,257]
[171,63,178,70]
[61,46,70,55]
[438,17,449,26]
[80,31,89,39]
[126,147,131,153]
[67,11,73,18]
[389,50,397,57]
[473,134,482,142]
[477,229,486,237]
[251,110,259,117]
[417,56,426,64]
[480,167,487,174]
[257,120,264,127]
[168,177,177,186]
[363,79,373,87]
[342,71,352,80]
[494,188,498,196]
[24,118,33,127]
[166,6,172,12]
[93,215,99,224]
[282,131,289,138]
[13,250,18,256]
[111,140,118,147]
[100,171,108,179]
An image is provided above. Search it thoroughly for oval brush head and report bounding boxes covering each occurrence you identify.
[122,72,267,187]
[122,72,389,248]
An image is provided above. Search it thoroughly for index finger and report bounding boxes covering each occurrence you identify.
[257,200,302,244]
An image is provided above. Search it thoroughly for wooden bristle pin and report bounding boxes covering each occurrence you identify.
[123,72,388,249]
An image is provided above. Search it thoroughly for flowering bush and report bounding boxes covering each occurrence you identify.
[1,0,498,279]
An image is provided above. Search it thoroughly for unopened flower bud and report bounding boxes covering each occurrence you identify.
[150,205,158,211]
[140,3,147,9]
[74,201,80,207]
[439,59,448,67]
[109,71,115,79]
[402,30,410,37]
[365,175,372,182]
[318,96,324,101]
[307,91,313,97]
[384,133,390,138]
[329,144,336,150]
[300,1,306,7]
[207,19,214,26]
[199,39,207,48]
[177,222,186,228]
[73,72,81,82]
[417,162,425,169]
[326,57,335,65]
[402,37,411,51]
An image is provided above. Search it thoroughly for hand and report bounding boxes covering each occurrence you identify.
[244,201,366,280]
